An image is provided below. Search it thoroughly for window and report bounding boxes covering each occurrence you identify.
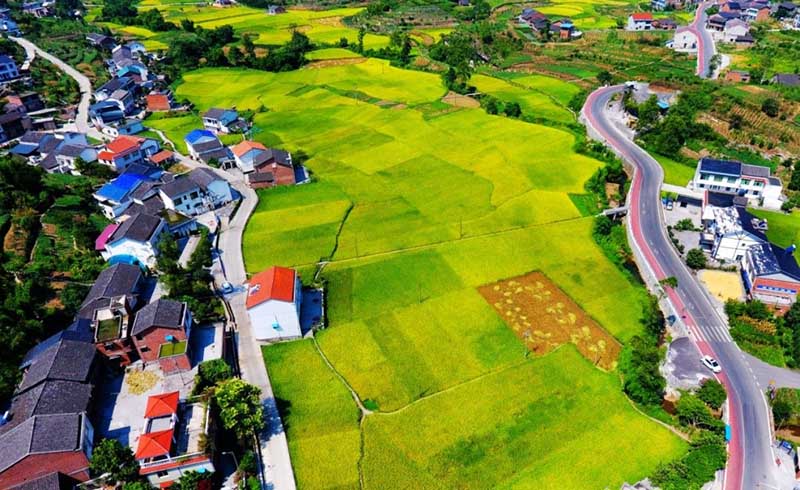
[189,191,199,199]
[700,173,711,181]
[754,181,763,187]
[174,197,182,204]
[140,346,150,352]
[741,179,750,185]
[135,334,143,341]
[753,191,760,196]
[727,176,737,183]
[157,471,169,478]
[714,175,723,182]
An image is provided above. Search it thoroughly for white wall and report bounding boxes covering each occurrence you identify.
[248,299,302,341]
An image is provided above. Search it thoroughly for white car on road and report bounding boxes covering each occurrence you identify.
[701,355,721,373]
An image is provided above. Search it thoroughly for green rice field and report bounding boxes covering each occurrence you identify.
[165,55,686,488]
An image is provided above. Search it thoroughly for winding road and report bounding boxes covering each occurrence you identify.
[687,2,716,78]
[582,86,782,490]
[10,36,93,133]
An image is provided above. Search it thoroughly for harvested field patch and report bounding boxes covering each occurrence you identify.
[478,271,621,370]
[698,269,744,302]
[441,91,480,108]
[125,370,159,395]
[305,57,366,69]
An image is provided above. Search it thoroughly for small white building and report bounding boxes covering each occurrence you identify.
[246,266,303,341]
[689,157,783,209]
[701,204,766,261]
[722,18,749,43]
[626,12,654,31]
[672,27,698,52]
[158,168,233,216]
[97,213,166,268]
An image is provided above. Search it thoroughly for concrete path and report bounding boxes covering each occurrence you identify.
[10,36,93,134]
[168,150,296,490]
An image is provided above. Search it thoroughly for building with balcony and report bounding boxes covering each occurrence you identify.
[690,157,783,209]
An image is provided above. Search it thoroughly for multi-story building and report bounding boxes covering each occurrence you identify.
[0,55,19,81]
[690,157,783,209]
[741,242,800,310]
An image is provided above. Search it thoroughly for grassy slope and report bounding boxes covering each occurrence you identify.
[169,57,683,489]
[749,208,800,259]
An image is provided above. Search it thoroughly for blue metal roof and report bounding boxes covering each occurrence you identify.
[10,142,39,156]
[657,101,670,109]
[185,129,217,145]
[698,157,742,176]
[95,173,146,202]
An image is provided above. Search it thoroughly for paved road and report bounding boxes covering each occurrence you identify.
[688,2,716,78]
[582,86,782,490]
[10,36,93,133]
[743,352,800,390]
[176,155,297,490]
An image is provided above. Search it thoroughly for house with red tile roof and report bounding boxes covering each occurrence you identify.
[149,149,175,166]
[145,92,175,112]
[246,266,303,341]
[135,391,214,487]
[627,12,654,30]
[98,135,160,171]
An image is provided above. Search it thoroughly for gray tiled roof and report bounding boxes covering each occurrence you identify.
[4,380,92,432]
[253,148,291,168]
[16,339,96,393]
[110,213,162,243]
[56,144,88,158]
[741,163,771,178]
[131,298,186,336]
[21,319,93,367]
[9,472,79,490]
[78,263,142,320]
[187,167,221,188]
[160,175,200,198]
[0,413,85,473]
[203,108,226,120]
[199,147,233,164]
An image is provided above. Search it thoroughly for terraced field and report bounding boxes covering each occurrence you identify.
[160,58,687,489]
[99,2,390,50]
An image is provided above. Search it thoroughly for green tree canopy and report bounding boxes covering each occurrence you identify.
[90,439,140,483]
[215,379,264,440]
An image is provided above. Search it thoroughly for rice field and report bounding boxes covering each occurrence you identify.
[128,2,390,49]
[154,58,692,488]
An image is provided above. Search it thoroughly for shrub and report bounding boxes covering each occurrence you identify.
[697,379,726,410]
[193,359,233,395]
[686,248,706,269]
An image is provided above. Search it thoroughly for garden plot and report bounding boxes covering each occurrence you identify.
[479,271,622,370]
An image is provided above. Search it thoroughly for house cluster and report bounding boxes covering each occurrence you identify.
[182,107,308,189]
[705,0,773,45]
[700,192,800,310]
[93,158,233,268]
[626,13,678,31]
[0,263,215,488]
[518,8,583,39]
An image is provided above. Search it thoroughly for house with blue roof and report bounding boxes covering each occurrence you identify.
[185,129,234,165]
[690,157,783,209]
[742,242,800,310]
[93,173,151,219]
[0,54,19,81]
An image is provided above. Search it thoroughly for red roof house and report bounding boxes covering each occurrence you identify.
[136,429,174,460]
[98,135,156,171]
[627,12,654,30]
[146,94,174,112]
[144,391,180,419]
[246,266,302,341]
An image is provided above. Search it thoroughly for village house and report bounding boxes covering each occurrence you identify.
[150,149,176,166]
[135,391,214,487]
[7,92,44,113]
[201,108,241,134]
[95,76,136,102]
[22,1,53,17]
[78,263,144,368]
[743,3,770,22]
[0,55,19,81]
[97,212,166,268]
[689,157,783,209]
[90,99,125,127]
[0,18,20,36]
[722,18,750,43]
[94,173,154,219]
[772,73,800,87]
[0,330,98,488]
[653,18,678,29]
[86,33,117,50]
[246,266,303,341]
[725,70,751,82]
[131,299,193,373]
[98,135,160,171]
[549,18,581,39]
[158,167,234,216]
[626,12,654,31]
[672,27,698,51]
[267,4,286,14]
[701,202,767,261]
[742,242,800,310]
[101,119,145,138]
[518,8,549,31]
[145,92,175,112]
[184,129,234,165]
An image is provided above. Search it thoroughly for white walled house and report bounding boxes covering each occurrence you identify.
[672,27,698,52]
[246,266,303,341]
[689,157,783,209]
[722,19,750,43]
[97,213,166,268]
[701,204,767,261]
[158,168,233,216]
[627,13,654,30]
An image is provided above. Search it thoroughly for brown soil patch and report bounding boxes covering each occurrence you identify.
[41,223,57,237]
[441,91,480,108]
[305,57,366,69]
[313,15,344,27]
[776,426,800,444]
[3,222,31,257]
[478,271,622,370]
[410,30,434,46]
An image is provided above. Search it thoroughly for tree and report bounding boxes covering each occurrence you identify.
[215,379,264,440]
[697,379,726,410]
[686,248,707,270]
[636,96,661,132]
[485,97,499,115]
[157,232,180,275]
[90,439,140,483]
[621,335,666,406]
[175,470,213,490]
[181,18,195,32]
[123,482,153,490]
[641,294,665,340]
[659,276,678,289]
[227,45,245,66]
[676,394,714,428]
[504,101,522,118]
[357,26,366,53]
[596,70,613,86]
[399,35,412,65]
[761,98,780,118]
[193,358,233,394]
